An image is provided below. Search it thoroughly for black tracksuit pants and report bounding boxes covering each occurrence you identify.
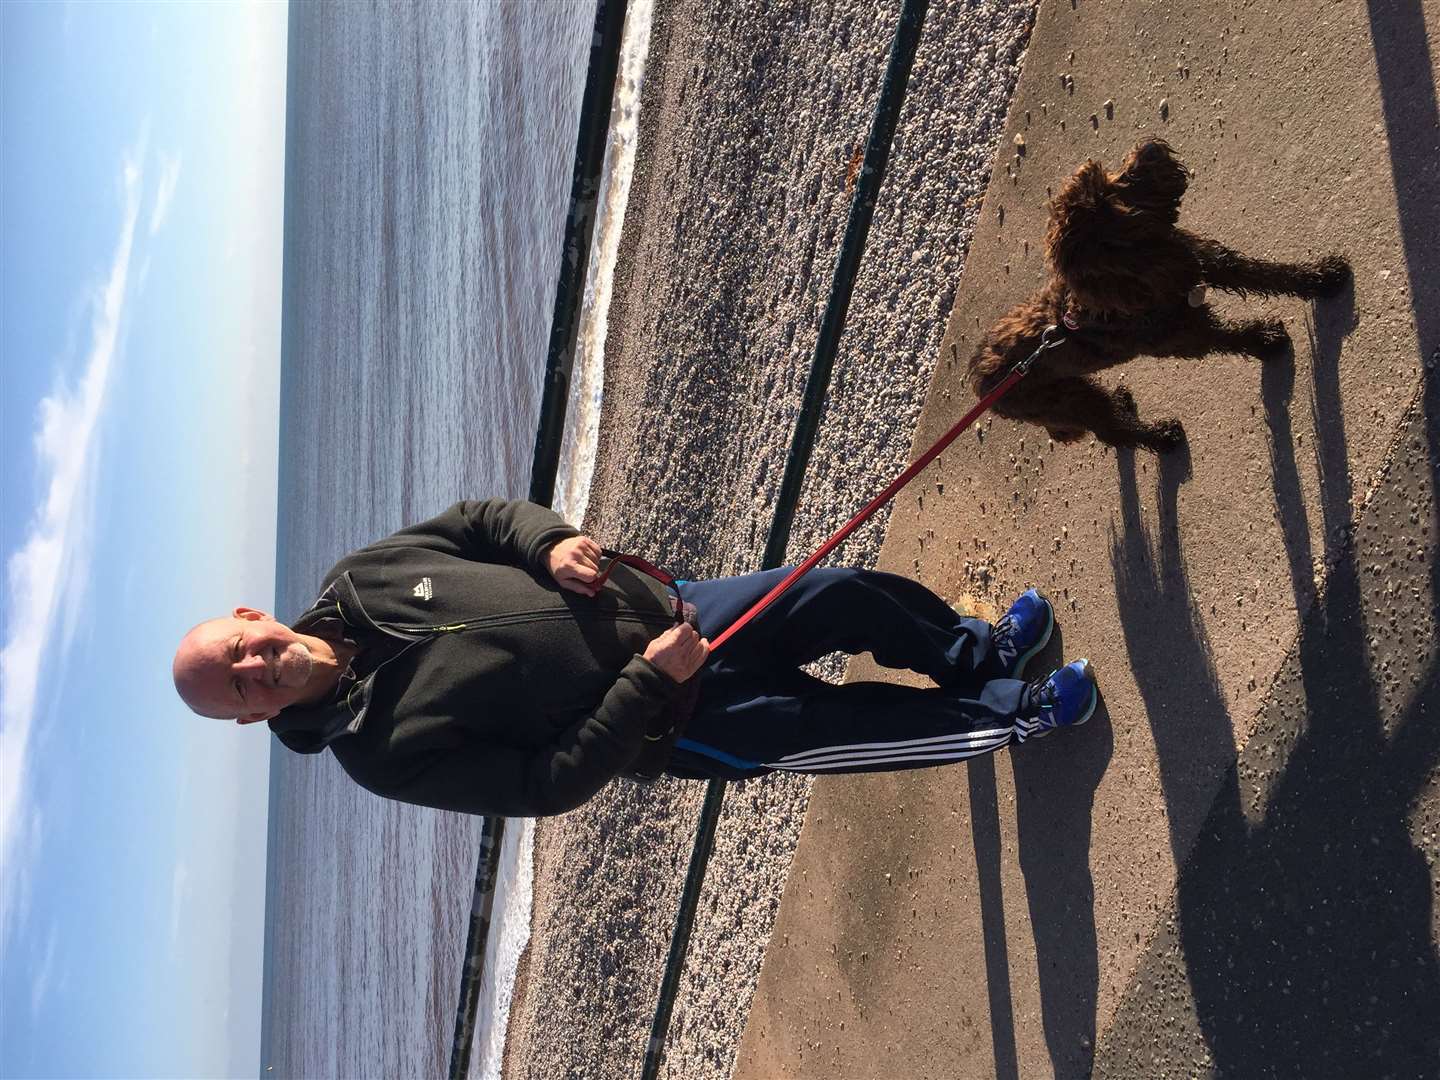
[666,567,1034,780]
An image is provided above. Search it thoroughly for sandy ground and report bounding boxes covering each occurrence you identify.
[731,2,1440,1079]
[502,1,1037,1077]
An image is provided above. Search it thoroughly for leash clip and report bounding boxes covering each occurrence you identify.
[1016,323,1066,376]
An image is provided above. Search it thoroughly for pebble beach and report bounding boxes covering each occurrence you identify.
[501,2,1037,1077]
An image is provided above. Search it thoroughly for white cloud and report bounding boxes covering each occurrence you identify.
[149,153,182,237]
[0,136,146,950]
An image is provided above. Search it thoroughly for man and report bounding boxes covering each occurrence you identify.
[173,499,1097,817]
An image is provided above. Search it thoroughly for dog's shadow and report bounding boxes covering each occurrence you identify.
[1261,281,1358,616]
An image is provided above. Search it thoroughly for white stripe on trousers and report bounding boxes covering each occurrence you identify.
[765,725,1016,772]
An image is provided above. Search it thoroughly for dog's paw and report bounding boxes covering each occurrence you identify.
[1249,320,1291,358]
[1112,385,1139,416]
[1147,418,1187,452]
[1315,254,1352,296]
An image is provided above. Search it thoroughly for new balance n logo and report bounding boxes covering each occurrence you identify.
[412,577,433,601]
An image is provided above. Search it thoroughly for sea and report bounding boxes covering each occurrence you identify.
[261,2,652,1076]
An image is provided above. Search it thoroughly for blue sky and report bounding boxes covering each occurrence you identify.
[2,3,288,1077]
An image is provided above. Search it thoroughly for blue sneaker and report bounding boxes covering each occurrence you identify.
[993,588,1054,679]
[1016,659,1098,741]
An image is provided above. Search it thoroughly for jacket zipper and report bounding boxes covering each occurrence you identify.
[388,608,673,637]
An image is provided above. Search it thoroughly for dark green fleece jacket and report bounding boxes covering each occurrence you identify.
[268,499,684,817]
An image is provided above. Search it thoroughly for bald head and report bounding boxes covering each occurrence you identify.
[173,617,246,718]
[172,607,325,724]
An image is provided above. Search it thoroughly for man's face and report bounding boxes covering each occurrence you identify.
[173,608,316,723]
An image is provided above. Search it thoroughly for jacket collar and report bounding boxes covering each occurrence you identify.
[267,574,417,754]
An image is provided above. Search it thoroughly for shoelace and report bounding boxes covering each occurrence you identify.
[993,613,1021,664]
[1028,674,1060,712]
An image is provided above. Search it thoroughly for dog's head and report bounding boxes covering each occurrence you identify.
[1045,139,1192,314]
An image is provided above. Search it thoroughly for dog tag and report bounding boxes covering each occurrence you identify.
[1188,285,1208,307]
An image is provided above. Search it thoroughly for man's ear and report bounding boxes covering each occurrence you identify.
[233,606,273,622]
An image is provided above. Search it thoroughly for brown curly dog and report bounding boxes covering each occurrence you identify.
[967,139,1350,452]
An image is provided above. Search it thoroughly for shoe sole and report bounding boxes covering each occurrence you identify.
[1027,659,1097,739]
[1073,671,1098,728]
[1010,594,1055,680]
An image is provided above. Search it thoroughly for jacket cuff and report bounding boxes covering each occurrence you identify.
[627,654,682,696]
[528,524,581,571]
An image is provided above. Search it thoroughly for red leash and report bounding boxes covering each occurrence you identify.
[708,324,1065,652]
[595,325,1064,653]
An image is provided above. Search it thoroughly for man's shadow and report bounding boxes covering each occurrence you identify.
[1100,270,1440,1073]
[1176,333,1438,1073]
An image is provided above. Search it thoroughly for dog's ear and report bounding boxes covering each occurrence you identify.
[1045,159,1133,297]
[1051,159,1113,217]
[1114,139,1188,223]
[1044,160,1117,260]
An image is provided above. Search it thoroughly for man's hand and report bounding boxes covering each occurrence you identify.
[643,624,710,683]
[546,536,604,597]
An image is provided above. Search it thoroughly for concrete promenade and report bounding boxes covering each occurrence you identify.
[732,2,1439,1076]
